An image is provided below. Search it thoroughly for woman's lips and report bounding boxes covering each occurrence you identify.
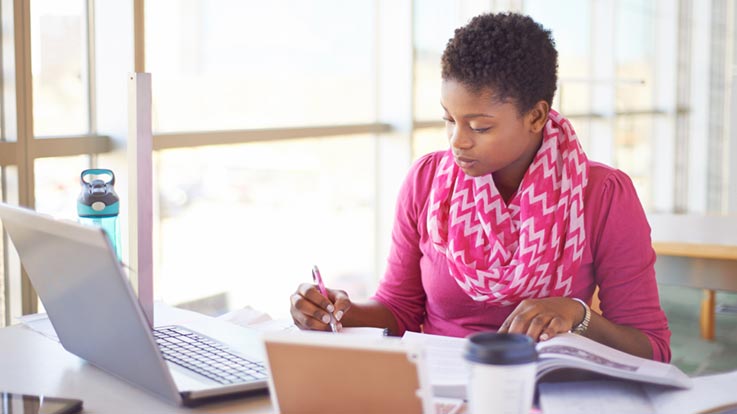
[454,156,477,169]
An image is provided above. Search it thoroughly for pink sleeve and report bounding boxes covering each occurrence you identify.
[590,170,672,362]
[371,155,437,335]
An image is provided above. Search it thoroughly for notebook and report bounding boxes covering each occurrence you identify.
[262,330,432,414]
[0,202,269,406]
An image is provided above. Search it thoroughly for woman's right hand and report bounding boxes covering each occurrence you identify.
[290,283,352,331]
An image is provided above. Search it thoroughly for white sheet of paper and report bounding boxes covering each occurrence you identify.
[401,331,469,397]
[645,370,737,414]
[539,380,655,414]
[17,313,59,342]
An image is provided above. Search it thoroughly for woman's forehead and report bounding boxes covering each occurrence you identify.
[441,80,514,110]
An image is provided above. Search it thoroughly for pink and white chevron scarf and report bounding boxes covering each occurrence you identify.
[427,109,589,306]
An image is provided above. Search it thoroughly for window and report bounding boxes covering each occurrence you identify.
[31,0,89,136]
[3,0,735,323]
[34,156,90,217]
[146,0,375,133]
[156,136,376,317]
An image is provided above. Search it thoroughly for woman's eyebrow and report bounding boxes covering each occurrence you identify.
[440,104,495,119]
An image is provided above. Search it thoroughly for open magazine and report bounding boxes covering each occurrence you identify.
[401,331,692,399]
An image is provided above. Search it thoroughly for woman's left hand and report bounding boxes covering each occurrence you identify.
[497,297,585,342]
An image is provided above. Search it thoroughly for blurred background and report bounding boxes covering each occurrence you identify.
[1,0,736,375]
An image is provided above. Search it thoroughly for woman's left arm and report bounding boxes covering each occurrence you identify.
[499,168,670,361]
[497,296,653,359]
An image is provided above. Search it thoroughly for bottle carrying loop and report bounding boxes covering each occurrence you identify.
[77,168,121,259]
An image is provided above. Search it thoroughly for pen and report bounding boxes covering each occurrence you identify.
[311,265,338,333]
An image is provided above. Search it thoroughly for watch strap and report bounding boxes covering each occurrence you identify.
[571,297,591,335]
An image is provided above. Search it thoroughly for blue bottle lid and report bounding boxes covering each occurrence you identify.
[77,169,119,217]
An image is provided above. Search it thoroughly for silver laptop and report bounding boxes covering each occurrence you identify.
[0,202,269,406]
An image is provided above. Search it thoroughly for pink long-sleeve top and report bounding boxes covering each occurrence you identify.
[372,151,672,362]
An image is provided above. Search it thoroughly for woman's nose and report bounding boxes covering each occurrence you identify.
[449,126,472,149]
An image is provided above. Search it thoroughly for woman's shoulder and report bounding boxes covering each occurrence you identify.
[584,161,645,222]
[410,150,446,176]
[403,151,446,188]
[397,151,446,208]
[586,161,637,195]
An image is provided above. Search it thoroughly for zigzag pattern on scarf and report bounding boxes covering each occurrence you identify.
[428,110,589,306]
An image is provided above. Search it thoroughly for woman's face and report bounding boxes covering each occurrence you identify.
[440,79,544,179]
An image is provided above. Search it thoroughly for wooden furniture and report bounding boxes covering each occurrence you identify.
[648,214,737,340]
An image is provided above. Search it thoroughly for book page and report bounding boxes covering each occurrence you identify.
[402,331,469,399]
[645,370,737,414]
[536,333,692,389]
[539,380,655,414]
[400,331,693,400]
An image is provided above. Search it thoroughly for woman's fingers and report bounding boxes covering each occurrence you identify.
[290,284,352,331]
[499,298,581,342]
[525,314,551,341]
[330,289,351,322]
[539,316,570,341]
[291,284,333,331]
[297,283,334,313]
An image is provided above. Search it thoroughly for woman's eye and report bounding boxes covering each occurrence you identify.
[443,117,455,124]
[472,127,490,133]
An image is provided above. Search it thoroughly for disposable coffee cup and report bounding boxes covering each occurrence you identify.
[464,332,538,414]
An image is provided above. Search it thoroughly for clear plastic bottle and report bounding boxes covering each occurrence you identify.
[77,169,121,259]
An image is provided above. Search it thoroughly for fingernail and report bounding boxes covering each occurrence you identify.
[335,310,344,321]
[322,315,331,324]
[540,333,549,341]
[327,304,335,313]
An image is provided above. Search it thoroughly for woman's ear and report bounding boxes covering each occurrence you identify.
[527,101,550,133]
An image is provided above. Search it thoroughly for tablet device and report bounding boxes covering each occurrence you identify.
[1,393,82,414]
[262,331,431,414]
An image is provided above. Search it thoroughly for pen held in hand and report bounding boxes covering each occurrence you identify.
[311,265,338,333]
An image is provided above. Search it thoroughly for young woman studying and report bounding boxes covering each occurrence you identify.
[289,12,671,362]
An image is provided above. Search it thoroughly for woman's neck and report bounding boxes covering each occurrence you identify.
[493,135,543,204]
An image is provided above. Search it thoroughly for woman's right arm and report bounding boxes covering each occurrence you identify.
[290,284,399,334]
[289,153,441,335]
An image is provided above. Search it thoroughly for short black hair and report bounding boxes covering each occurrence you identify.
[441,12,558,115]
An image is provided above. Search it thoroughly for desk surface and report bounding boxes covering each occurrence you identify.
[0,305,273,414]
[648,214,737,260]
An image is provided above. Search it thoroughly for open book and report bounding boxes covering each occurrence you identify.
[539,371,737,414]
[401,331,692,399]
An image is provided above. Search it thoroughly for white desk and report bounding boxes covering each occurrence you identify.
[0,304,273,414]
[648,214,737,340]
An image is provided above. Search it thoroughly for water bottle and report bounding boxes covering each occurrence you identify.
[77,169,121,259]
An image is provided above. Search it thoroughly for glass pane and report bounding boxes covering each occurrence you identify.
[615,0,654,112]
[146,0,374,133]
[413,127,447,161]
[31,0,88,136]
[2,166,21,325]
[413,1,491,122]
[567,117,592,154]
[413,0,457,122]
[1,0,15,142]
[34,156,90,218]
[156,136,376,318]
[525,0,591,114]
[613,1,655,210]
[615,115,653,209]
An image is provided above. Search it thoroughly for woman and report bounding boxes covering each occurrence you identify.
[290,12,670,362]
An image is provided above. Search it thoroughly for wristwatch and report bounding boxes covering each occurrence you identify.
[571,298,591,335]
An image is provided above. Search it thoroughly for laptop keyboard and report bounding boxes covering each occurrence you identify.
[153,326,268,385]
